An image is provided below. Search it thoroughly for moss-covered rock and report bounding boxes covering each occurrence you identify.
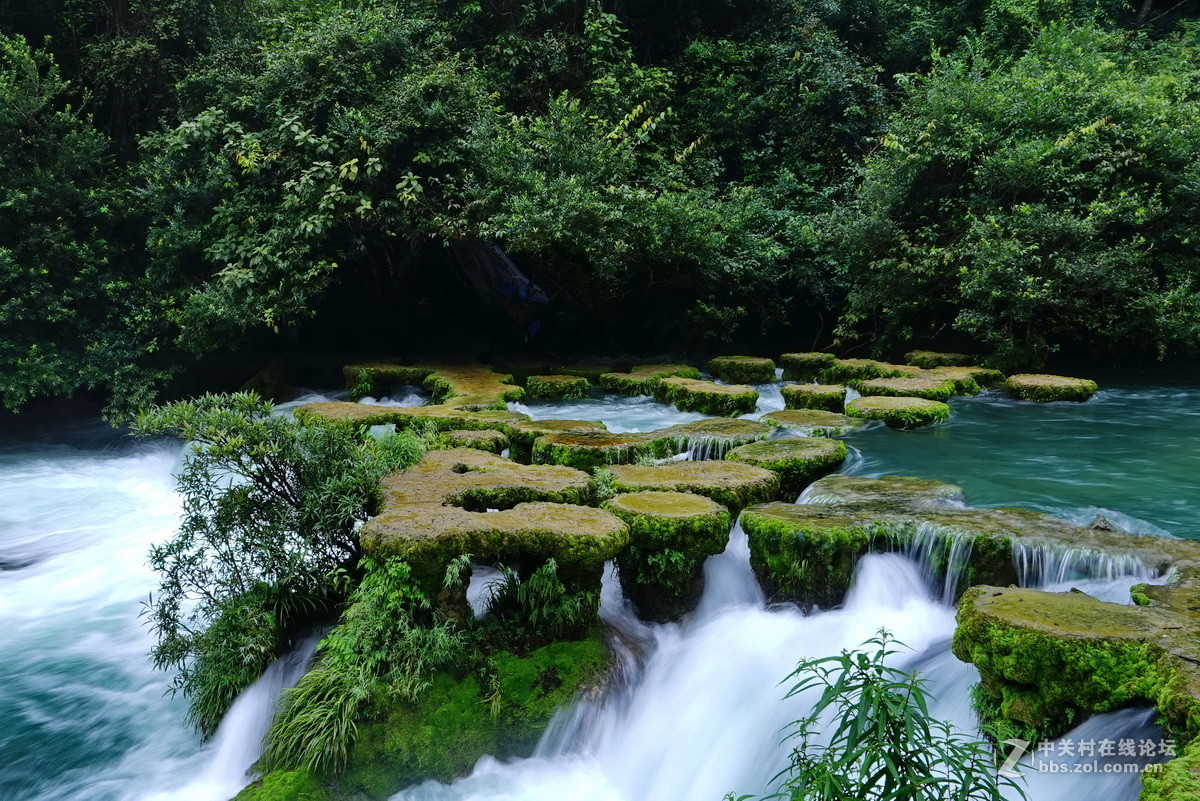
[234,770,332,801]
[361,449,626,609]
[846,396,951,429]
[904,350,978,369]
[725,438,847,499]
[851,376,957,402]
[609,461,778,513]
[532,430,661,471]
[817,358,921,384]
[779,352,837,381]
[781,383,846,412]
[530,417,772,469]
[343,362,523,409]
[800,474,966,507]
[325,633,611,800]
[604,492,731,621]
[953,585,1200,745]
[924,365,1005,392]
[707,356,777,384]
[436,429,509,454]
[1005,374,1099,403]
[505,418,608,462]
[739,471,1198,608]
[759,409,865,437]
[294,401,531,433]
[652,377,759,416]
[525,374,591,401]
[598,364,700,396]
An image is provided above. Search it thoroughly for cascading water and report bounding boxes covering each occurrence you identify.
[3,380,1192,801]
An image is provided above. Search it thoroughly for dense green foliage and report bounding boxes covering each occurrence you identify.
[132,392,430,734]
[754,632,1025,801]
[3,0,1200,414]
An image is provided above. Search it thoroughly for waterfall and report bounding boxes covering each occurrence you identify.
[1014,542,1159,595]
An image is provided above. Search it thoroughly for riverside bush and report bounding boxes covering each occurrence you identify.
[133,393,432,735]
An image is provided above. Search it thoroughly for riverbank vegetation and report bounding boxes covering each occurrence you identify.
[3,0,1200,417]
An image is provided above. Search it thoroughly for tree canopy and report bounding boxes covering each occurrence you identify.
[3,0,1199,415]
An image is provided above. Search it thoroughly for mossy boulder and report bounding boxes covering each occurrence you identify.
[532,430,661,470]
[652,377,759,416]
[505,418,607,462]
[604,492,731,621]
[361,449,627,611]
[904,350,977,369]
[851,376,957,402]
[609,461,778,513]
[726,438,847,499]
[525,374,591,401]
[781,383,846,412]
[953,586,1200,745]
[599,364,700,396]
[666,417,773,457]
[343,362,523,409]
[707,356,777,384]
[817,358,921,384]
[324,633,611,800]
[846,396,950,429]
[924,365,1005,392]
[779,352,837,381]
[1005,374,1099,403]
[436,429,509,454]
[759,409,865,437]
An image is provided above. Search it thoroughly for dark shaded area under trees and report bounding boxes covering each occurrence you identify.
[3,0,1200,418]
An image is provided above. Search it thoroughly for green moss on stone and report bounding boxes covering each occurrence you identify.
[361,449,626,608]
[609,461,778,513]
[707,356,776,384]
[926,366,1005,392]
[328,633,610,800]
[526,375,590,401]
[952,586,1200,744]
[817,358,921,384]
[781,383,846,412]
[604,491,731,621]
[904,350,977,369]
[1005,374,1099,403]
[801,474,966,507]
[846,396,950,429]
[436,429,509,454]
[759,409,865,437]
[233,771,332,801]
[341,362,523,409]
[1142,738,1200,801]
[779,352,837,382]
[726,438,847,499]
[652,377,759,416]
[851,376,957,402]
[598,364,700,396]
[530,417,772,469]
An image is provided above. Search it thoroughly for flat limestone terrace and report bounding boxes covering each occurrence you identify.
[651,377,758,416]
[846,395,950,428]
[360,448,628,614]
[759,409,865,437]
[1004,373,1099,402]
[725,437,847,499]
